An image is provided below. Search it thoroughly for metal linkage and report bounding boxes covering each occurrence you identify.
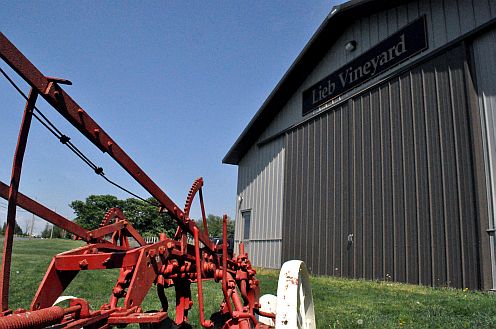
[0,88,37,311]
[0,33,214,250]
[0,32,275,328]
[0,66,156,206]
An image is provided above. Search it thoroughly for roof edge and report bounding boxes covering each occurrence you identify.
[222,4,338,165]
[223,0,405,165]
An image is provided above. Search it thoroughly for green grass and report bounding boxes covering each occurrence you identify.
[3,239,496,328]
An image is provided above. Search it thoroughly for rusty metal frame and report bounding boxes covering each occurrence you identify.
[0,32,273,329]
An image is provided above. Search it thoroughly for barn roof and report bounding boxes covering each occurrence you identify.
[223,0,409,165]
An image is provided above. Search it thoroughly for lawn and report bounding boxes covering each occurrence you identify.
[2,238,496,328]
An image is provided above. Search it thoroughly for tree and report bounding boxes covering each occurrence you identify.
[70,195,176,237]
[121,197,176,237]
[70,195,123,230]
[41,223,51,238]
[39,224,67,239]
[197,214,234,239]
[51,225,67,239]
[0,222,23,236]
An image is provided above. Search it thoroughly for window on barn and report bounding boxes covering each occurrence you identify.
[242,210,251,241]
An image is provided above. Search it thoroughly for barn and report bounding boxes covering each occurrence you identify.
[223,0,496,290]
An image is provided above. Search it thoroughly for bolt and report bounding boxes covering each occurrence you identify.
[79,259,88,269]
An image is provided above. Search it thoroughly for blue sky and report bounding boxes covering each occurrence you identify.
[0,1,343,234]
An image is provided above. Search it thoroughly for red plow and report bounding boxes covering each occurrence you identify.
[0,33,315,329]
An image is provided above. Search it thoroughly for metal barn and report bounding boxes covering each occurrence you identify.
[224,0,496,290]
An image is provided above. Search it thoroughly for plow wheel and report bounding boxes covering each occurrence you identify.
[260,260,316,329]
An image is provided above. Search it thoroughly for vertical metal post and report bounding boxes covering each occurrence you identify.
[199,189,209,237]
[0,88,37,312]
[193,226,212,328]
[221,215,233,315]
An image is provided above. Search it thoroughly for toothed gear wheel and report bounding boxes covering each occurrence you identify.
[183,177,203,217]
[100,207,125,227]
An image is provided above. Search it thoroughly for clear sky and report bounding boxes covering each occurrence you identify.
[0,1,343,234]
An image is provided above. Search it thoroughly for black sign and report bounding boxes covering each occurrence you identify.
[302,16,427,116]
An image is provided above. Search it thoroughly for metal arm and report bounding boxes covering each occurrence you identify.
[0,32,214,251]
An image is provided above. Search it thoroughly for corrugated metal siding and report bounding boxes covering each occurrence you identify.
[234,137,284,268]
[282,45,480,288]
[260,0,496,141]
[473,27,496,288]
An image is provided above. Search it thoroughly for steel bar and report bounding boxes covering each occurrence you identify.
[193,226,211,328]
[199,188,209,237]
[124,243,164,308]
[63,309,113,328]
[0,180,89,240]
[57,243,129,256]
[0,32,215,252]
[173,279,192,324]
[87,221,128,240]
[54,251,140,271]
[108,311,168,324]
[122,223,146,246]
[0,89,37,312]
[221,215,233,315]
[31,258,79,310]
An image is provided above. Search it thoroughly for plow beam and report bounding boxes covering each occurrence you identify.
[0,180,89,240]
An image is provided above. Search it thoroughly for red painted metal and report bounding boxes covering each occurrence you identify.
[193,226,213,328]
[0,180,90,240]
[0,32,215,252]
[0,32,276,328]
[0,89,37,312]
[0,305,73,329]
[107,311,168,325]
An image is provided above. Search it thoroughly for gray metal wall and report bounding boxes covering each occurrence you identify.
[234,137,284,268]
[282,45,481,289]
[473,27,496,288]
[233,0,496,275]
[260,0,496,142]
